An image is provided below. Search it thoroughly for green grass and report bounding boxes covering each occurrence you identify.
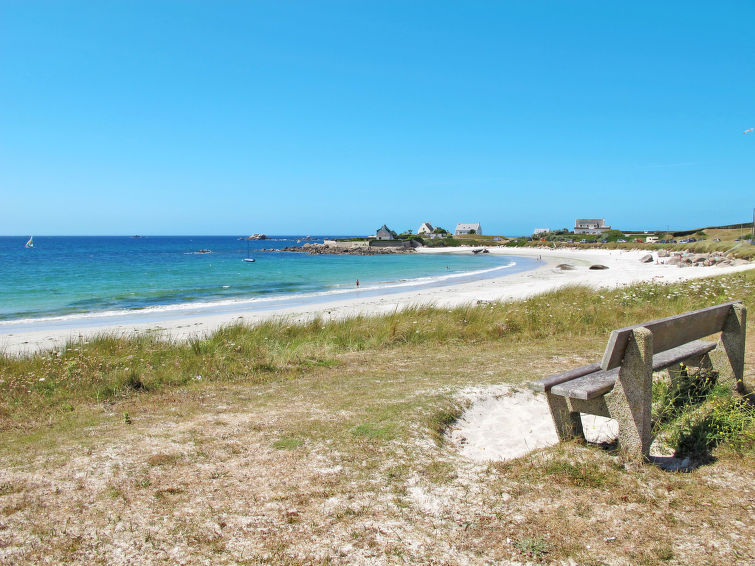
[651,362,755,461]
[669,397,755,460]
[425,403,464,444]
[1,272,753,432]
[521,231,755,259]
[0,271,753,565]
[272,437,304,450]
[542,459,615,488]
[351,423,395,440]
[515,535,551,560]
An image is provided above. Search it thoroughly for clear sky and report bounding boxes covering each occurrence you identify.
[1,1,753,236]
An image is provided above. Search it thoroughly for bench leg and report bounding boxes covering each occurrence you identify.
[681,352,713,372]
[605,327,653,459]
[546,392,584,441]
[720,303,747,394]
[669,352,714,389]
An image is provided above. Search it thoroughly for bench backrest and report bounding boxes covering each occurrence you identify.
[600,301,740,370]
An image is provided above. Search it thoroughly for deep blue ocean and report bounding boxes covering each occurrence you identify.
[0,236,537,324]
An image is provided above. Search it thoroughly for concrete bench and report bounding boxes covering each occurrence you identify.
[531,301,747,458]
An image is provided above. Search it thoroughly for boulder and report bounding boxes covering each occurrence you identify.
[666,256,682,265]
[555,263,575,270]
[589,264,609,270]
[639,254,653,263]
[657,249,670,258]
[692,254,708,264]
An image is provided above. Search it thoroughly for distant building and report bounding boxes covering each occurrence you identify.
[645,236,659,243]
[455,222,482,235]
[533,228,550,235]
[574,218,611,234]
[375,224,398,240]
[417,222,434,235]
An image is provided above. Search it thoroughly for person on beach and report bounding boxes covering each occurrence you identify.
[356,279,359,287]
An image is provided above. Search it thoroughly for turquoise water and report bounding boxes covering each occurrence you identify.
[0,236,537,325]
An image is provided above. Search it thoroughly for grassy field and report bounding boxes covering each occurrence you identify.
[478,225,755,259]
[1,273,753,564]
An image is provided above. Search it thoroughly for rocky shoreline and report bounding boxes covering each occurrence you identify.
[647,250,750,267]
[262,243,415,255]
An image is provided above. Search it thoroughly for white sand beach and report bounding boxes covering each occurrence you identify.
[1,246,752,356]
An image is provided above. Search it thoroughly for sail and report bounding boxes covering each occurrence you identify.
[25,236,34,248]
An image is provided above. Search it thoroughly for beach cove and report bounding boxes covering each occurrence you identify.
[2,245,752,356]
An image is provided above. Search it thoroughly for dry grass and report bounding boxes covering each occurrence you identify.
[521,226,755,259]
[0,273,754,564]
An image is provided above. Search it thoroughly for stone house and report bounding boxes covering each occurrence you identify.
[455,222,482,235]
[574,219,611,234]
[417,222,434,235]
[375,225,398,240]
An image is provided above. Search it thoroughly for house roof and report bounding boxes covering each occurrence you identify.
[575,219,606,225]
[376,224,397,234]
[455,222,481,231]
[418,222,433,231]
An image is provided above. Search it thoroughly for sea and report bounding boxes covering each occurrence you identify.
[0,236,538,330]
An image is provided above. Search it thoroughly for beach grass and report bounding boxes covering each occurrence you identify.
[1,272,752,430]
[0,272,753,564]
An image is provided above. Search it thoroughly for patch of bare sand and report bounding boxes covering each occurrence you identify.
[449,385,619,461]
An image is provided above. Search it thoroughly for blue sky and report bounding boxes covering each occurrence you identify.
[1,1,753,236]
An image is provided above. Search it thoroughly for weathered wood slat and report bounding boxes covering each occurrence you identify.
[550,367,619,400]
[529,363,601,392]
[651,340,716,369]
[551,340,717,400]
[600,302,738,370]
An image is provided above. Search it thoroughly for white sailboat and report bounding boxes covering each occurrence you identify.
[242,240,255,262]
[25,236,34,248]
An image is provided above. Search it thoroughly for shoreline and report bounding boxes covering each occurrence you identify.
[1,246,752,356]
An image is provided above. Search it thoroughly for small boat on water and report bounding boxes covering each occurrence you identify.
[25,236,34,248]
[242,241,256,262]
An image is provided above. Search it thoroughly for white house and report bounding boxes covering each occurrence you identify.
[574,218,611,234]
[375,224,398,240]
[455,222,482,235]
[645,236,659,243]
[533,228,550,235]
[417,222,434,235]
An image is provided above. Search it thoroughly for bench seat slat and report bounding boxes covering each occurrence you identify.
[530,363,601,392]
[651,339,716,370]
[549,340,716,400]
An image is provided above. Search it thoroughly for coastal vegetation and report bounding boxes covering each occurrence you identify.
[323,224,755,258]
[516,225,754,259]
[0,273,753,563]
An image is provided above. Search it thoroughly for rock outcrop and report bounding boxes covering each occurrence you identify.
[268,243,414,255]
